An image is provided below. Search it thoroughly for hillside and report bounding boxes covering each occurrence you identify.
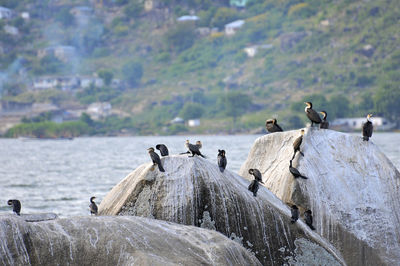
[0,0,399,135]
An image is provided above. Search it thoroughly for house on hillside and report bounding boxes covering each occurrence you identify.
[177,15,199,22]
[86,102,112,120]
[230,0,247,7]
[188,119,200,127]
[79,76,104,88]
[243,44,273,57]
[20,12,30,20]
[4,25,19,35]
[37,46,77,62]
[33,76,80,91]
[331,117,396,131]
[0,6,12,19]
[224,20,245,36]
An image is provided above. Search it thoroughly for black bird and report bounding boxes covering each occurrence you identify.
[319,111,329,129]
[249,168,264,183]
[185,140,206,158]
[362,114,373,141]
[304,209,315,230]
[196,140,202,149]
[156,144,169,156]
[248,179,260,197]
[7,199,21,216]
[291,205,299,224]
[304,102,322,127]
[289,160,308,179]
[292,129,305,159]
[148,147,165,172]
[265,118,283,133]
[89,196,98,215]
[217,149,227,172]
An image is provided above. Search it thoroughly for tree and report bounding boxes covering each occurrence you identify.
[374,83,400,124]
[122,61,143,87]
[55,8,74,27]
[179,102,205,120]
[223,92,251,124]
[124,2,143,18]
[211,7,238,28]
[165,23,196,52]
[98,69,113,85]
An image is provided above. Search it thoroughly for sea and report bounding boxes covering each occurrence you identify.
[0,133,399,217]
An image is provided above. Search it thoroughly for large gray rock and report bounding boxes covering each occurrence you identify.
[239,128,400,265]
[0,214,261,266]
[99,155,344,265]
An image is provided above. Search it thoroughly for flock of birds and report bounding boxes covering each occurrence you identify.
[7,102,374,231]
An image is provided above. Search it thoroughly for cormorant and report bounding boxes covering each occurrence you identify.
[291,205,299,224]
[304,102,322,127]
[289,160,308,179]
[319,111,329,129]
[292,129,305,159]
[156,144,169,157]
[217,149,227,172]
[185,140,206,158]
[89,196,98,216]
[196,141,202,149]
[7,199,21,216]
[248,168,264,183]
[304,210,315,230]
[266,118,283,133]
[147,147,165,172]
[362,114,373,141]
[248,179,260,197]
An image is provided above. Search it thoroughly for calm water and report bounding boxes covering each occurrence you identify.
[0,133,399,217]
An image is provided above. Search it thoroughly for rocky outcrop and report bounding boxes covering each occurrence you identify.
[239,128,400,265]
[0,215,261,266]
[99,155,344,265]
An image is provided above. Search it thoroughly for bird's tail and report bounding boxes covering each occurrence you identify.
[219,167,225,172]
[299,151,304,157]
[363,136,369,141]
[300,174,308,179]
[158,163,165,172]
[180,151,190,155]
[308,225,315,230]
[199,153,206,158]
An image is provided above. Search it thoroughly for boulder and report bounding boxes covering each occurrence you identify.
[99,155,344,265]
[239,128,400,265]
[0,215,261,266]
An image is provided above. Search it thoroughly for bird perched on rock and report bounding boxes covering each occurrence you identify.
[292,129,305,159]
[147,147,165,172]
[362,114,373,141]
[248,169,264,197]
[217,149,227,172]
[156,144,169,157]
[89,196,98,215]
[196,141,202,149]
[265,118,283,133]
[185,140,206,158]
[7,199,21,216]
[304,209,315,230]
[304,102,322,127]
[248,168,263,183]
[289,160,308,179]
[291,205,299,224]
[319,111,329,129]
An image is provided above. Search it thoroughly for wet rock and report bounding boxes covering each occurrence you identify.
[99,155,344,265]
[239,128,400,265]
[0,215,261,266]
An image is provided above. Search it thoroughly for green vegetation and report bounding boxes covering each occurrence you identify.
[1,0,400,136]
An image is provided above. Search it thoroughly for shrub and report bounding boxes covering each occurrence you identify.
[122,61,143,87]
[211,8,239,28]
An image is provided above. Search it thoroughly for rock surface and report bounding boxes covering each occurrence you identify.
[99,155,344,265]
[0,214,261,266]
[239,128,400,265]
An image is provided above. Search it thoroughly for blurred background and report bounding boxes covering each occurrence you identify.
[0,0,399,137]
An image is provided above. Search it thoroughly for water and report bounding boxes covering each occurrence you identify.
[0,133,399,217]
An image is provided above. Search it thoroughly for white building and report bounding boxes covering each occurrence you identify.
[86,102,112,120]
[188,119,200,127]
[0,6,12,19]
[171,117,184,124]
[243,44,273,57]
[177,15,199,22]
[4,25,19,35]
[331,117,396,131]
[80,76,104,88]
[20,12,30,20]
[224,20,245,36]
